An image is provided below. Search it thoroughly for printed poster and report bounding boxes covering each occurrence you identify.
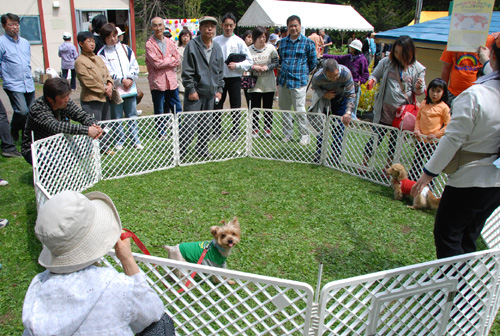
[447,0,495,52]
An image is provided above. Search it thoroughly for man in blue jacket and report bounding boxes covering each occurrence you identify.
[0,13,36,143]
[180,16,224,160]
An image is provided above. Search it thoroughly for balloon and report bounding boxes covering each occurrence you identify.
[183,19,187,23]
[176,28,179,32]
[175,36,178,40]
[175,20,178,24]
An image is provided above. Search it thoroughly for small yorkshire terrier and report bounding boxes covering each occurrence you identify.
[385,164,440,210]
[162,217,241,286]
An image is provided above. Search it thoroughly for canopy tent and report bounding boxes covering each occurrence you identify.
[238,0,374,31]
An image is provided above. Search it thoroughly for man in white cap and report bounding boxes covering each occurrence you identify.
[22,191,175,335]
[58,32,78,90]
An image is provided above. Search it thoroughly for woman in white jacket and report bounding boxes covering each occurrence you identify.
[98,23,142,150]
[412,37,500,259]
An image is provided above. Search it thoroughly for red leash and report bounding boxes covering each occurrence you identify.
[120,229,209,293]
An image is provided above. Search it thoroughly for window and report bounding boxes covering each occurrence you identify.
[20,16,42,44]
[0,16,42,44]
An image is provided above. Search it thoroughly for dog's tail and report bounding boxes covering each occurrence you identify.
[427,192,441,210]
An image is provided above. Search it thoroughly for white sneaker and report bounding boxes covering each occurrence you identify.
[282,136,290,143]
[136,110,143,116]
[264,129,271,138]
[0,219,8,228]
[115,145,123,151]
[0,179,8,186]
[135,144,144,150]
[251,130,259,138]
[299,135,310,146]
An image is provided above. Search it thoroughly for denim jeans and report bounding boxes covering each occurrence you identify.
[151,89,182,136]
[110,96,141,145]
[61,68,77,90]
[5,89,35,139]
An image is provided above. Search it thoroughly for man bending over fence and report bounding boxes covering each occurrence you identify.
[21,78,102,165]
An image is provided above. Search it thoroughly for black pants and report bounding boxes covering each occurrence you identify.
[434,186,500,259]
[136,313,176,336]
[250,92,274,131]
[213,77,242,136]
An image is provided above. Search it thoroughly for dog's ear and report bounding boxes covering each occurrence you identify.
[230,216,240,229]
[397,165,408,181]
[210,226,220,238]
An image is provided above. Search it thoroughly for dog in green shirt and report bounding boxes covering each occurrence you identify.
[162,217,241,287]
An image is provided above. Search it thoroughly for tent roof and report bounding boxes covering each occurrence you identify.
[376,12,500,46]
[238,0,374,31]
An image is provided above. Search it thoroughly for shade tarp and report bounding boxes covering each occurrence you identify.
[238,0,374,31]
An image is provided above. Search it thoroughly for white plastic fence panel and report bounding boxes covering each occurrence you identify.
[101,251,315,336]
[322,117,395,186]
[316,249,500,336]
[98,114,176,180]
[31,133,100,198]
[483,208,500,250]
[248,109,325,164]
[177,109,248,166]
[397,130,448,197]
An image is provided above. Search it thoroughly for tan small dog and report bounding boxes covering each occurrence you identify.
[162,217,241,285]
[385,164,440,210]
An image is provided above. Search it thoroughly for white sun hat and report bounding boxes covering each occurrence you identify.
[35,191,122,274]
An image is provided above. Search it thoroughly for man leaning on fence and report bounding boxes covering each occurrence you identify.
[179,16,224,160]
[21,78,102,165]
[278,15,317,146]
[309,59,356,162]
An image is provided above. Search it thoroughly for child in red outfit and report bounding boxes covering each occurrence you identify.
[410,78,451,180]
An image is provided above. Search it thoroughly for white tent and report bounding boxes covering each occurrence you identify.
[238,0,374,31]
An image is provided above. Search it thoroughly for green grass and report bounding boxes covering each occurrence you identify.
[1,154,499,334]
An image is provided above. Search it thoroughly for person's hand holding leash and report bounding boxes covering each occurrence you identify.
[115,231,140,276]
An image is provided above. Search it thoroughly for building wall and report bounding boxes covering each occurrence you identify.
[1,0,129,76]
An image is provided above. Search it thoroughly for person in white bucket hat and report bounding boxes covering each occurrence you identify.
[22,191,175,336]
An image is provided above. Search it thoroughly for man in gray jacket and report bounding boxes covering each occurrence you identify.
[180,16,224,159]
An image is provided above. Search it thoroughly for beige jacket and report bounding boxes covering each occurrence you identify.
[75,51,113,102]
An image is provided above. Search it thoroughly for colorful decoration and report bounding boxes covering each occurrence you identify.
[164,18,199,41]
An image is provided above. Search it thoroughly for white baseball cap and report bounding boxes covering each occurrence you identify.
[116,27,125,36]
[62,32,72,39]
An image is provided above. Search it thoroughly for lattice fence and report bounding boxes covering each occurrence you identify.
[316,249,500,336]
[30,108,500,335]
[101,251,315,336]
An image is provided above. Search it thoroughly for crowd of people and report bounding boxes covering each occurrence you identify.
[0,10,499,334]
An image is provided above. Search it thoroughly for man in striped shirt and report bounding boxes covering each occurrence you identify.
[278,15,317,146]
[22,78,102,165]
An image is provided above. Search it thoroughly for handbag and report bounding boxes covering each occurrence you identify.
[111,87,123,105]
[392,103,418,131]
[241,73,257,89]
[136,86,144,104]
[392,72,420,131]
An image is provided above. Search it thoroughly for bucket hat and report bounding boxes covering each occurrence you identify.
[35,191,122,274]
[349,39,362,52]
